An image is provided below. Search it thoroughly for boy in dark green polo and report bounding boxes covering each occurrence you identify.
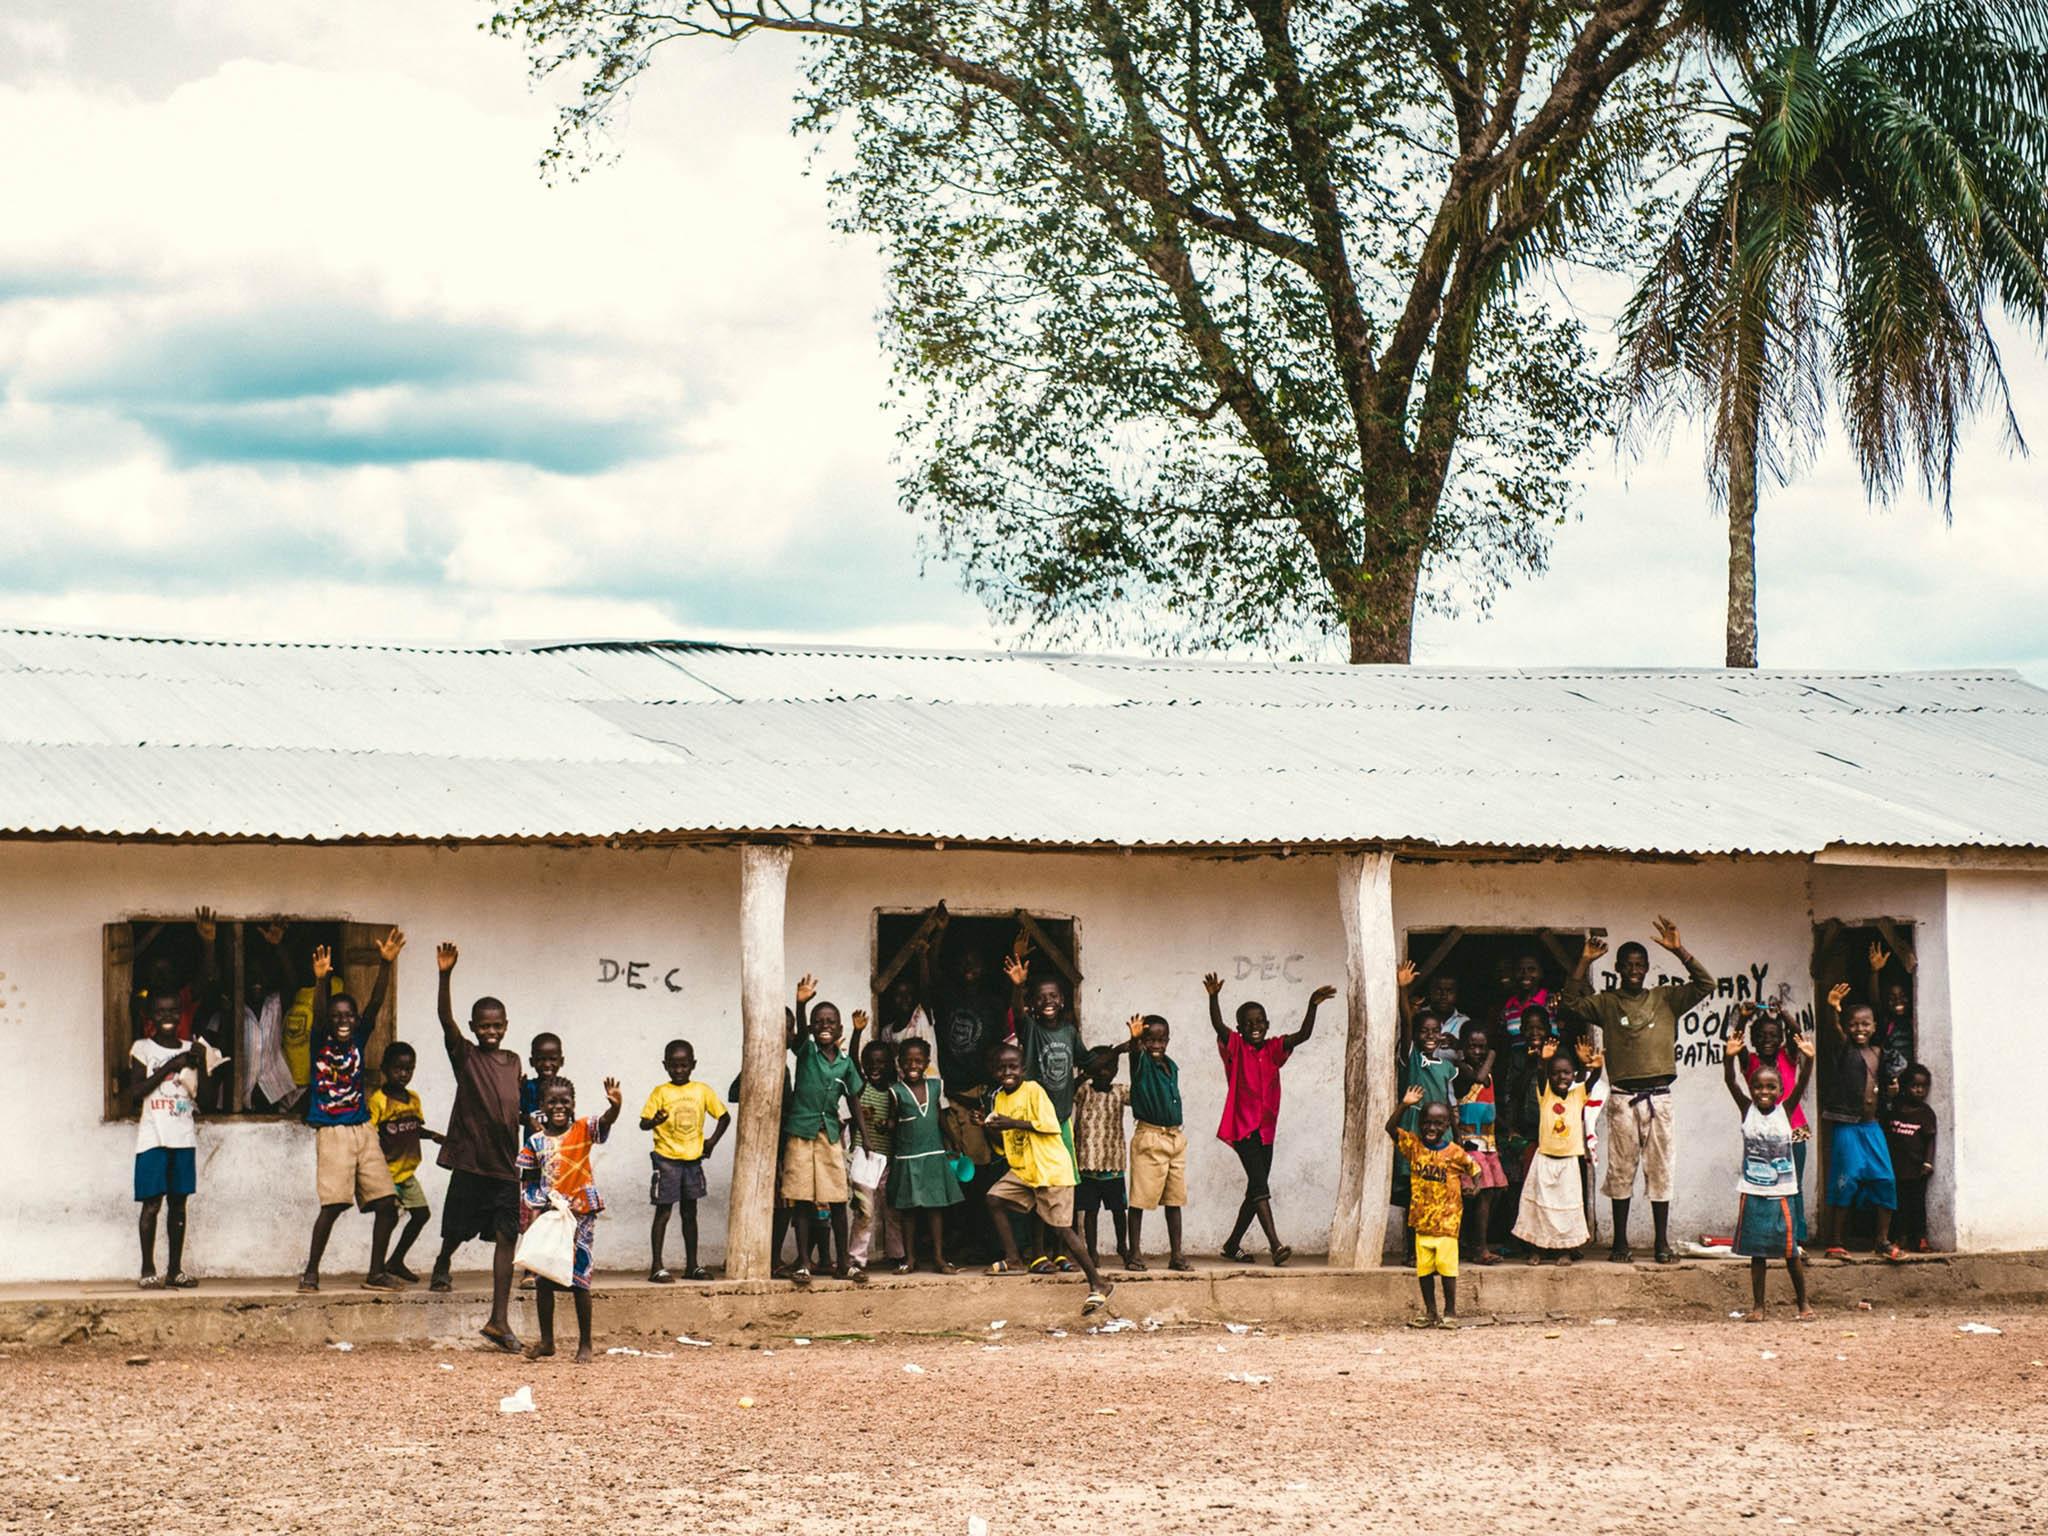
[1115,1012,1190,1271]
[781,974,862,1280]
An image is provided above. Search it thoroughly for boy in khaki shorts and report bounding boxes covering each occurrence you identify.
[780,975,862,1281]
[1116,1013,1191,1271]
[983,1043,1112,1312]
[299,941,401,1292]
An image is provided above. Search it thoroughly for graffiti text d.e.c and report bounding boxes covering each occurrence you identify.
[596,957,685,994]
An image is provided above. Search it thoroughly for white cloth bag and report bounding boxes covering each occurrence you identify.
[514,1191,576,1287]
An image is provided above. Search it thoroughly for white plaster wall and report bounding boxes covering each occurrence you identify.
[1942,870,2048,1251]
[2,840,2022,1282]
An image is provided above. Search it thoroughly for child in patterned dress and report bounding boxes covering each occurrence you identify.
[518,1075,622,1363]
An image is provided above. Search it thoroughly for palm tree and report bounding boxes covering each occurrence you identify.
[1622,0,2048,668]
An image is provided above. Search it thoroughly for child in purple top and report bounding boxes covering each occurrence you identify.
[1204,970,1334,1268]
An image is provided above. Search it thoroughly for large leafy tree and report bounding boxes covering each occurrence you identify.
[1621,0,2048,668]
[493,1,1698,661]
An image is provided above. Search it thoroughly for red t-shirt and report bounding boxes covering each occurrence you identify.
[1216,1032,1293,1146]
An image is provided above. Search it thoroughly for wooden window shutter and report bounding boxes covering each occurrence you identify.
[104,922,135,1120]
[341,923,397,1069]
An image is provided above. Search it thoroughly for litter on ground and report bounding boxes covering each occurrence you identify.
[605,1347,642,1357]
[1958,1322,2003,1335]
[675,1335,713,1348]
[498,1386,536,1415]
[328,1341,354,1352]
[903,1363,925,1374]
[1225,1372,1272,1386]
[1224,1323,1250,1335]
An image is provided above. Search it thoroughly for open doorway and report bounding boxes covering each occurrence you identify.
[873,906,1081,1025]
[1400,926,1588,1046]
[1811,919,1919,1249]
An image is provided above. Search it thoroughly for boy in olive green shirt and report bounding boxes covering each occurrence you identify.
[778,975,862,1281]
[1556,916,1715,1264]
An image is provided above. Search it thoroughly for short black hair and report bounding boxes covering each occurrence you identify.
[382,1041,417,1068]
[471,995,507,1019]
[1903,1062,1933,1087]
[1521,1004,1551,1027]
[529,1031,562,1053]
[536,1074,574,1101]
[897,1037,931,1063]
[1085,1045,1118,1073]
[1616,941,1649,966]
[861,1039,896,1067]
[1142,1014,1169,1032]
[1234,1000,1263,1025]
[664,1038,694,1057]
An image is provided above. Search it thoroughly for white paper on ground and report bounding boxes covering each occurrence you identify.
[498,1385,536,1414]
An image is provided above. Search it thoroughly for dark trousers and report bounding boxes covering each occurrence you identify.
[1895,1176,1929,1245]
[1232,1136,1274,1201]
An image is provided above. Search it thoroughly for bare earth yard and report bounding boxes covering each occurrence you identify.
[5,1305,2045,1535]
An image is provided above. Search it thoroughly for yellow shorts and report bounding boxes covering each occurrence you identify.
[315,1121,396,1210]
[987,1171,1075,1228]
[1415,1234,1460,1278]
[779,1132,849,1204]
[1128,1122,1187,1209]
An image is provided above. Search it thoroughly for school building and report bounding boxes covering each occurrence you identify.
[5,627,2047,1283]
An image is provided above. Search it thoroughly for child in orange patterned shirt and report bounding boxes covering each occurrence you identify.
[1387,1086,1481,1328]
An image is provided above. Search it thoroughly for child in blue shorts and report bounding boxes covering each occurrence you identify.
[1820,982,1898,1259]
[131,992,203,1288]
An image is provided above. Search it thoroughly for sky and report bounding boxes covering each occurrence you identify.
[2,0,2044,675]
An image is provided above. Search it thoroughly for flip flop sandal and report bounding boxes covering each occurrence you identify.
[1271,1245,1293,1267]
[1168,1259,1195,1272]
[1435,1317,1459,1330]
[1823,1247,1849,1260]
[648,1269,676,1284]
[1881,1244,1905,1262]
[1027,1255,1057,1275]
[428,1274,453,1293]
[1406,1317,1437,1329]
[937,1262,959,1275]
[1082,1289,1112,1314]
[790,1267,812,1286]
[479,1325,522,1355]
[138,1274,165,1290]
[987,1260,1018,1276]
[1053,1257,1078,1274]
[296,1277,320,1294]
[684,1266,711,1281]
[167,1272,198,1289]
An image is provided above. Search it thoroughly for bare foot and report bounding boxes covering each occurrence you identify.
[1796,1308,1817,1322]
[574,1343,592,1364]
[523,1340,554,1361]
[1742,1311,1766,1323]
[1126,1257,1149,1272]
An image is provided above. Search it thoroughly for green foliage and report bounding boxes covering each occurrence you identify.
[492,1,1699,658]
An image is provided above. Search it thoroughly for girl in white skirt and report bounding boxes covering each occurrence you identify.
[1514,1039,1603,1262]
[1724,1017,1816,1321]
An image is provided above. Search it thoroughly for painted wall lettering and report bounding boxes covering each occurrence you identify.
[1234,953,1306,983]
[596,959,687,995]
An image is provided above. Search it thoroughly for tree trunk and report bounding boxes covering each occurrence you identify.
[1344,539,1425,663]
[1725,344,1763,669]
[728,842,792,1280]
[1328,850,1400,1268]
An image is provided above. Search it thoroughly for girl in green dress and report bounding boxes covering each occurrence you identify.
[888,1039,962,1273]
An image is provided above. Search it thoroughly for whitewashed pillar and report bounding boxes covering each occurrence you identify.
[1328,849,1399,1269]
[727,842,792,1280]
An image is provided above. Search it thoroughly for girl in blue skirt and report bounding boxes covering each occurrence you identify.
[1723,1017,1815,1321]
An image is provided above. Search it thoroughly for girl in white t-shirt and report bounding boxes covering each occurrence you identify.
[1723,1016,1816,1322]
[131,993,203,1288]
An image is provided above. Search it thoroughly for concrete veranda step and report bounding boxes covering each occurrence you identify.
[2,1250,2035,1352]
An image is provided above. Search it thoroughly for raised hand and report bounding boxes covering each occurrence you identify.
[1581,934,1609,963]
[1201,972,1223,997]
[377,927,407,964]
[1540,1039,1558,1060]
[604,1077,622,1108]
[1574,1038,1598,1064]
[850,1010,870,1034]
[258,919,287,947]
[1128,1014,1146,1039]
[310,944,332,980]
[1401,1084,1425,1108]
[1001,953,1029,987]
[795,974,818,1005]
[436,942,458,972]
[1827,981,1851,1013]
[1011,931,1033,961]
[1396,960,1417,989]
[1868,941,1890,972]
[1793,1032,1816,1059]
[1725,1025,1747,1057]
[1309,984,1337,1007]
[193,906,217,944]
[1652,916,1682,952]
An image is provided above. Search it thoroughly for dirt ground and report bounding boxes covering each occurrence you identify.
[6,1303,2046,1535]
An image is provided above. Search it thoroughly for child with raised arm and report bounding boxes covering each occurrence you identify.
[1392,961,1459,1224]
[518,1074,623,1363]
[982,1043,1112,1312]
[370,1039,445,1283]
[1452,1027,1506,1265]
[1206,971,1332,1267]
[426,943,525,1354]
[847,1037,901,1280]
[1885,1064,1937,1252]
[1387,1086,1482,1327]
[1723,1015,1815,1321]
[1071,1046,1134,1271]
[888,1037,962,1273]
[131,990,201,1288]
[780,974,862,1281]
[1819,981,1899,1260]
[298,938,402,1293]
[1735,1001,1812,1191]
[1557,918,1716,1264]
[1116,1014,1189,1272]
[639,1039,729,1281]
[1512,1040,1602,1263]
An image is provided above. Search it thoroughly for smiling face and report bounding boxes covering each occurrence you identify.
[1616,943,1650,992]
[1846,1004,1877,1047]
[528,1036,563,1080]
[897,1039,929,1084]
[1236,1001,1269,1045]
[861,1040,895,1085]
[538,1080,575,1132]
[147,992,183,1045]
[470,1003,508,1052]
[884,975,918,1023]
[1418,1101,1453,1144]
[1027,978,1065,1025]
[1142,1019,1171,1059]
[1413,1012,1442,1056]
[327,995,360,1045]
[382,1047,416,1092]
[992,1044,1024,1092]
[1461,1029,1491,1069]
[665,1043,695,1083]
[1427,974,1459,1017]
[1547,1054,1579,1095]
[812,1004,844,1052]
[1885,982,1911,1019]
[1749,1063,1783,1113]
[1514,953,1543,992]
[1520,1008,1552,1049]
[1752,1013,1785,1056]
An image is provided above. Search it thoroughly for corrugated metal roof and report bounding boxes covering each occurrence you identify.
[2,627,2046,853]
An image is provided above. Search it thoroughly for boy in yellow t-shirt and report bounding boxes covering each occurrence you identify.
[638,1039,730,1281]
[1387,1086,1481,1328]
[982,1043,1111,1312]
[370,1042,444,1283]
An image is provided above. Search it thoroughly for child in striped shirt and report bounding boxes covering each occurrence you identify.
[1071,1047,1134,1271]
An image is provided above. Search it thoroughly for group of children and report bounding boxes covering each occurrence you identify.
[127,913,1942,1344]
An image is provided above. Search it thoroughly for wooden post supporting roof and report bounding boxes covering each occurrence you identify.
[728,842,792,1281]
[1329,850,1399,1270]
